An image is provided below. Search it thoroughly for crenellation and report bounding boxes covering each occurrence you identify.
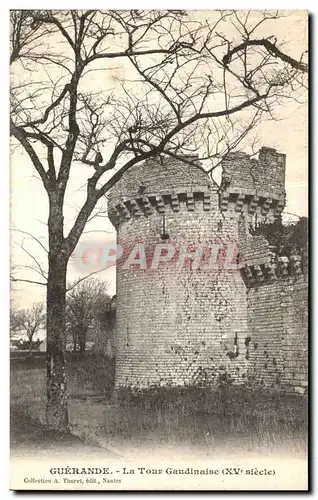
[290,254,303,274]
[219,191,230,211]
[186,192,195,211]
[155,195,166,214]
[129,199,142,217]
[117,201,131,220]
[248,195,259,215]
[261,197,272,215]
[235,194,245,212]
[203,192,211,211]
[220,147,286,215]
[171,193,180,212]
[141,196,153,216]
[242,253,305,286]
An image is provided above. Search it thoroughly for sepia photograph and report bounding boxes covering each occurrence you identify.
[9,8,308,491]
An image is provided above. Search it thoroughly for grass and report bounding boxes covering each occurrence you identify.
[10,353,115,452]
[10,354,308,457]
[100,387,307,455]
[11,351,115,399]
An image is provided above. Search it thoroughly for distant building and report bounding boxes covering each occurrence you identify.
[39,339,46,352]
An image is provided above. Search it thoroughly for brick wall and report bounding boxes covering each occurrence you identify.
[247,275,308,393]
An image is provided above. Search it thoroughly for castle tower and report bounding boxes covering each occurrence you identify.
[107,156,242,389]
[108,148,307,394]
[107,147,305,392]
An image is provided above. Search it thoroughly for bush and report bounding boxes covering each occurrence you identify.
[67,353,115,398]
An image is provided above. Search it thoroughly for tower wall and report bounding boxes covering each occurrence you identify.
[108,157,251,389]
[221,147,286,200]
[220,147,285,227]
[246,274,308,394]
[239,220,308,394]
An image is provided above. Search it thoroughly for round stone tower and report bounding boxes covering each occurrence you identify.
[108,155,256,390]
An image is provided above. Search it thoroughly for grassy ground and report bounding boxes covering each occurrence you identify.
[10,353,115,455]
[10,353,308,458]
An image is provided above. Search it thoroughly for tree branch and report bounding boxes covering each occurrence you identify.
[10,275,47,287]
[223,38,308,73]
[18,84,70,128]
[66,267,108,292]
[10,121,51,192]
[87,47,175,64]
[97,91,269,196]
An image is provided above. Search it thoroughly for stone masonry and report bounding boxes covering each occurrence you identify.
[108,148,308,394]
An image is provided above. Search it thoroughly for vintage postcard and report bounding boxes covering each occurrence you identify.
[10,9,308,491]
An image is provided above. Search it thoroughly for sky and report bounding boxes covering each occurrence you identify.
[10,10,308,309]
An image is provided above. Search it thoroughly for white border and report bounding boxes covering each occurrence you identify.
[1,2,314,498]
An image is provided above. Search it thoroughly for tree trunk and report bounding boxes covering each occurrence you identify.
[46,251,69,432]
[73,334,77,353]
[79,330,86,358]
[28,338,33,357]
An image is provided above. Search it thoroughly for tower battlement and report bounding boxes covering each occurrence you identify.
[109,148,286,228]
[220,147,286,217]
[241,253,305,286]
[221,147,286,198]
[108,156,216,228]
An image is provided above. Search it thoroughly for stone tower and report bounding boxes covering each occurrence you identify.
[108,148,306,392]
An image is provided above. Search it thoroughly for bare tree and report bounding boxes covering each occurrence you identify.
[10,9,307,431]
[10,307,22,337]
[12,302,45,355]
[91,292,115,356]
[66,278,110,355]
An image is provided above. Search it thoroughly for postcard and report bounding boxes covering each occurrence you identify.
[10,9,308,491]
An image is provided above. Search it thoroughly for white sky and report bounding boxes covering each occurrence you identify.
[10,10,308,308]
